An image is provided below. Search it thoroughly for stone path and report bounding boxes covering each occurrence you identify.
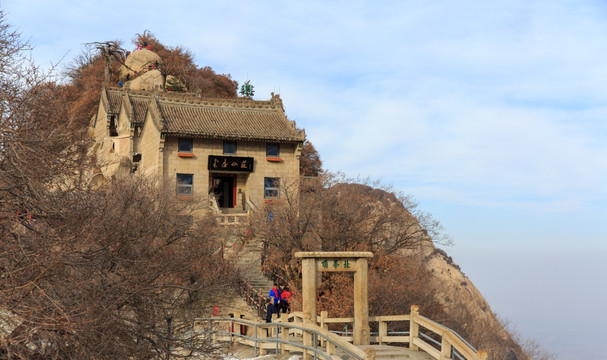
[232,239,274,292]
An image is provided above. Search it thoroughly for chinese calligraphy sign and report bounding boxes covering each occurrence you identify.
[208,155,254,172]
[317,258,355,272]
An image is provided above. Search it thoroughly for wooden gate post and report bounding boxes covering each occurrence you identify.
[296,252,373,346]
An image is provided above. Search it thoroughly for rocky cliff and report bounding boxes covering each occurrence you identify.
[336,183,529,359]
[421,248,528,360]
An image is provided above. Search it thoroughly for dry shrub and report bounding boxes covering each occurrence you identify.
[0,16,236,358]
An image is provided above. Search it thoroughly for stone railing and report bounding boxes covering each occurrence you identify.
[209,196,221,214]
[246,197,257,211]
[209,196,249,226]
[194,314,367,360]
[287,305,488,360]
[214,212,249,226]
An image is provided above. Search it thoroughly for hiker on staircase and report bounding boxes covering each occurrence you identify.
[266,283,281,322]
[280,286,293,313]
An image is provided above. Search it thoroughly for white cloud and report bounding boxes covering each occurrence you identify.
[4,0,607,213]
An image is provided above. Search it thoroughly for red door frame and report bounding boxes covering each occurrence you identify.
[232,174,237,208]
[211,173,237,208]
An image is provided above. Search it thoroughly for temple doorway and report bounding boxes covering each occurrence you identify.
[212,175,236,208]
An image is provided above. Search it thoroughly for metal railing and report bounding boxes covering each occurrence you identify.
[196,299,486,360]
[288,306,488,360]
[193,316,367,360]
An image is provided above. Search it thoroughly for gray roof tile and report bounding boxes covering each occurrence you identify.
[103,88,303,142]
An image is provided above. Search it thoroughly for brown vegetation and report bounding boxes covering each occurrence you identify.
[132,31,238,97]
[246,172,552,360]
[63,43,121,127]
[246,174,449,314]
[299,138,323,176]
[0,15,235,359]
[62,30,238,128]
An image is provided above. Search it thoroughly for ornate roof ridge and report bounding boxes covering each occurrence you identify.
[160,131,304,143]
[157,95,281,111]
[160,91,284,108]
[104,87,283,111]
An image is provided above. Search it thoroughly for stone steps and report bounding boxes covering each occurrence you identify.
[220,208,247,215]
[228,238,274,313]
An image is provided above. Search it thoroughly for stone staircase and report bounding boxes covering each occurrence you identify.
[233,239,273,290]
[228,238,274,317]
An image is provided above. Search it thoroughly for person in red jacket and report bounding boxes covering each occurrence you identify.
[280,286,293,313]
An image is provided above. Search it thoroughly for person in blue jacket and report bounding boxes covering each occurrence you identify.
[266,283,281,322]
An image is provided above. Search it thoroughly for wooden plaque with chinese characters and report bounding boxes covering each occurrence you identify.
[316,258,357,272]
[208,155,254,172]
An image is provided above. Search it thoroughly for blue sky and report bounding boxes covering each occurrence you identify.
[3,1,606,358]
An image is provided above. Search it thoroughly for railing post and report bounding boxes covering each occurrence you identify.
[276,323,280,355]
[320,311,328,347]
[365,347,376,360]
[259,294,264,318]
[246,280,251,306]
[209,319,215,345]
[313,332,318,360]
[320,310,328,329]
[478,349,488,360]
[230,318,234,343]
[259,323,267,356]
[440,336,452,360]
[280,313,289,354]
[232,311,241,337]
[378,320,387,345]
[271,313,279,337]
[326,338,335,356]
[254,324,259,357]
[410,305,420,351]
[303,312,313,360]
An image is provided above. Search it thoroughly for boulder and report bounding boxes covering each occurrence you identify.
[119,48,162,80]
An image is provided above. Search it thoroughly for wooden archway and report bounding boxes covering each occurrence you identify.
[295,251,373,345]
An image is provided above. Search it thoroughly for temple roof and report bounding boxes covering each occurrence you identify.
[128,94,151,125]
[102,88,304,143]
[105,89,123,114]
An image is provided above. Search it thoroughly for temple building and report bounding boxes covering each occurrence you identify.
[89,48,304,220]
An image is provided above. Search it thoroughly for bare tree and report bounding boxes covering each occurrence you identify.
[249,173,450,260]
[244,172,451,310]
[0,13,235,359]
[84,41,124,87]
